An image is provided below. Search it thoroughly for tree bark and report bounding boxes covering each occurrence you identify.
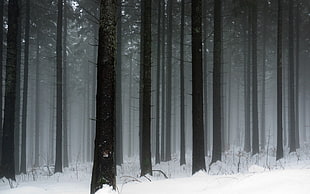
[34,30,40,167]
[180,0,185,165]
[211,0,222,164]
[0,0,19,181]
[0,0,4,162]
[55,0,63,173]
[90,0,116,192]
[192,0,206,173]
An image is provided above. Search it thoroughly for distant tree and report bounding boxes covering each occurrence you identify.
[0,0,19,181]
[140,0,152,176]
[90,0,116,192]
[55,0,63,173]
[20,0,30,174]
[211,0,222,164]
[34,29,40,167]
[276,0,284,161]
[192,0,206,173]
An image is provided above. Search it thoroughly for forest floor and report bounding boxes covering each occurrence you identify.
[1,147,310,194]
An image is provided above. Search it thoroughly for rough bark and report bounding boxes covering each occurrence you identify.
[90,0,116,192]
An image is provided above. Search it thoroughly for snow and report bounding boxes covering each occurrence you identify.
[1,151,310,194]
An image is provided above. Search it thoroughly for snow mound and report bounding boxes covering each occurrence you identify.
[248,165,266,173]
[95,185,116,194]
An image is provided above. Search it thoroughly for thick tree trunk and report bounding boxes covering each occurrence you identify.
[180,0,185,165]
[115,0,123,166]
[211,0,222,164]
[20,0,30,174]
[90,0,116,192]
[192,0,206,174]
[288,0,296,153]
[276,0,284,160]
[140,0,152,177]
[0,0,4,162]
[0,0,18,180]
[251,2,259,155]
[55,0,63,173]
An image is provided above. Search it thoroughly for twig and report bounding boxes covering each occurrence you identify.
[152,169,168,179]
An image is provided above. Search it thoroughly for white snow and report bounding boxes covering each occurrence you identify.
[1,150,310,194]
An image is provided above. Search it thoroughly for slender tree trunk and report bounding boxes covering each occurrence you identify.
[155,0,161,164]
[115,0,123,166]
[128,52,133,157]
[34,30,40,167]
[63,0,69,168]
[90,0,116,192]
[288,0,296,153]
[251,2,259,155]
[203,0,208,156]
[160,0,166,162]
[0,0,18,180]
[211,0,222,164]
[55,0,63,173]
[261,1,267,150]
[180,0,185,165]
[276,0,284,160]
[0,0,4,162]
[140,0,152,176]
[20,0,30,174]
[192,0,206,174]
[165,0,172,162]
[295,2,300,148]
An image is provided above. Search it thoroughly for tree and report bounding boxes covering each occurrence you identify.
[192,0,206,173]
[20,0,30,174]
[180,0,185,166]
[0,0,4,162]
[140,0,152,176]
[276,0,284,161]
[90,0,116,192]
[211,0,222,164]
[0,0,19,180]
[288,0,296,153]
[55,0,63,173]
[34,29,40,167]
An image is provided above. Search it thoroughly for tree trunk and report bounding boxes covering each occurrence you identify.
[55,0,63,173]
[0,0,18,181]
[251,2,259,156]
[203,0,208,157]
[90,0,116,192]
[115,0,123,166]
[276,0,284,160]
[180,0,185,165]
[0,0,4,163]
[288,0,296,153]
[155,0,161,165]
[211,0,222,164]
[20,0,30,174]
[140,0,152,177]
[34,30,40,167]
[192,0,206,174]
[63,0,69,168]
[295,2,300,149]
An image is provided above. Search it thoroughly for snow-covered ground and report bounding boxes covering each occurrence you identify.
[1,148,310,194]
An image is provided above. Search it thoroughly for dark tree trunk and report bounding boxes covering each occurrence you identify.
[251,2,259,155]
[165,0,172,162]
[211,0,222,164]
[34,30,40,167]
[295,2,300,149]
[276,0,284,161]
[0,0,4,162]
[0,0,18,181]
[55,0,63,173]
[192,0,205,174]
[160,0,166,162]
[63,0,69,168]
[14,0,22,173]
[155,0,161,165]
[203,0,208,156]
[140,0,152,177]
[115,0,123,166]
[180,0,185,165]
[20,0,30,174]
[90,0,116,192]
[288,0,296,153]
